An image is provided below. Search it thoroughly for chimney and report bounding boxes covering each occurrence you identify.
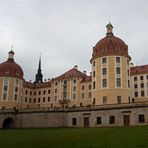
[83,71,86,75]
[74,65,78,69]
[130,62,134,68]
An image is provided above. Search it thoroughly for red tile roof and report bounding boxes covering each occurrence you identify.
[81,75,91,83]
[23,81,51,89]
[53,67,88,81]
[130,65,148,75]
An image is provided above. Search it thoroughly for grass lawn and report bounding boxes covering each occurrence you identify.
[0,126,148,148]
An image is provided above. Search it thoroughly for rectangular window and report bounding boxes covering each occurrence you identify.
[73,79,77,83]
[116,67,120,74]
[116,57,120,63]
[82,85,85,90]
[48,97,50,102]
[93,71,95,77]
[26,90,28,95]
[109,116,115,124]
[14,94,17,101]
[88,85,91,90]
[102,79,107,87]
[39,91,41,95]
[25,97,27,103]
[4,78,9,86]
[139,114,145,123]
[3,94,7,100]
[15,87,18,92]
[102,68,107,75]
[93,61,95,67]
[102,57,107,64]
[43,90,46,94]
[34,91,36,96]
[55,89,57,93]
[82,93,85,99]
[103,96,107,104]
[54,96,57,101]
[4,86,8,91]
[48,90,50,94]
[73,86,76,91]
[140,76,143,80]
[93,81,95,89]
[43,97,45,102]
[73,94,76,100]
[141,91,145,97]
[34,98,36,103]
[147,75,148,79]
[97,117,101,125]
[141,83,144,88]
[38,98,40,103]
[134,84,137,88]
[88,92,91,98]
[16,79,19,84]
[128,80,130,88]
[117,96,121,104]
[55,82,58,86]
[134,77,137,81]
[116,78,121,87]
[72,118,77,126]
[135,92,138,97]
[127,70,129,76]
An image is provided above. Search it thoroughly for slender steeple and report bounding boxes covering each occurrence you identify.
[8,45,15,62]
[34,56,43,83]
[106,22,113,36]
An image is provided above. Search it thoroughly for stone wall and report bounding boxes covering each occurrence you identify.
[0,103,148,128]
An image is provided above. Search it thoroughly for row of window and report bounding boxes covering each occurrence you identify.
[93,57,122,67]
[135,91,147,97]
[134,83,148,88]
[54,85,92,94]
[24,97,51,103]
[54,79,77,86]
[93,79,130,89]
[25,89,51,95]
[102,96,122,104]
[72,114,145,126]
[134,75,148,81]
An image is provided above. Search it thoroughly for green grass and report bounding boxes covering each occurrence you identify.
[0,126,148,148]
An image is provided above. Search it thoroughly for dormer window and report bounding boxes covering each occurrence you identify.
[102,46,107,52]
[115,46,120,51]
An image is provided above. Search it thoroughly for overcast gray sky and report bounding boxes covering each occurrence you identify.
[0,0,148,81]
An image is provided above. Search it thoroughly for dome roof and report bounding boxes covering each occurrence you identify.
[0,51,24,79]
[90,23,131,62]
[95,35,126,50]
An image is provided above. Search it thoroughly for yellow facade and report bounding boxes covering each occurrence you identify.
[0,23,148,110]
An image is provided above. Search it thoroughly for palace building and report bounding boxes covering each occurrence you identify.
[0,22,148,110]
[0,23,148,128]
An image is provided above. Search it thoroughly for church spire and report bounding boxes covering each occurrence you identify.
[34,56,43,84]
[8,45,15,62]
[106,22,113,36]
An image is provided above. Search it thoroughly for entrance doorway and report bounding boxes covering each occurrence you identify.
[123,115,130,126]
[2,117,15,129]
[84,117,89,127]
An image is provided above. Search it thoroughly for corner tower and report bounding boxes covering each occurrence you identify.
[34,56,43,83]
[90,23,131,105]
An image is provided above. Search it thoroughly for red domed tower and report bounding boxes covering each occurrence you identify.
[0,49,24,109]
[90,23,131,105]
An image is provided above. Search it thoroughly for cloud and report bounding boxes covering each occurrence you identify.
[0,0,148,80]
